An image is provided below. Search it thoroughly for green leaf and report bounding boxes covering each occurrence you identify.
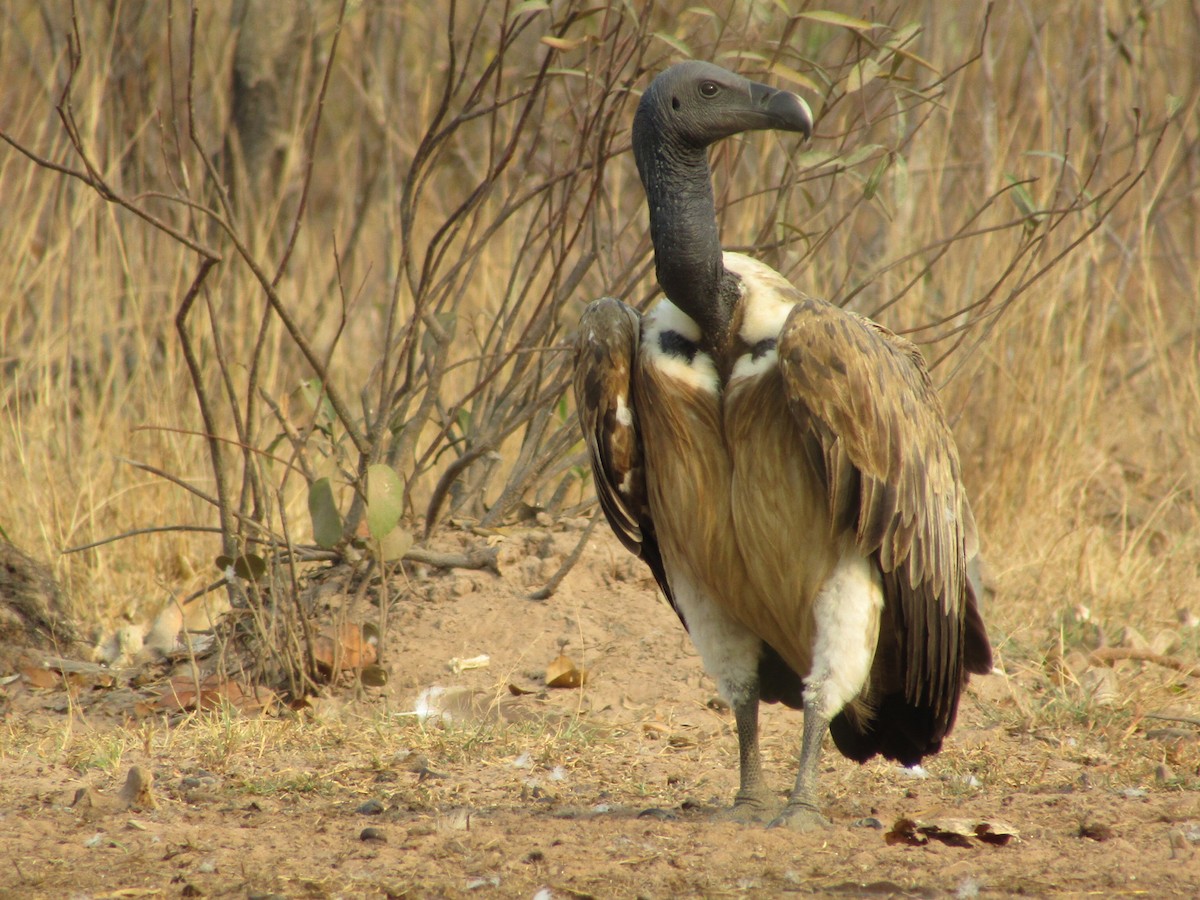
[886,23,938,73]
[308,477,342,549]
[541,35,587,51]
[651,31,692,57]
[794,149,837,170]
[299,379,336,432]
[841,143,885,168]
[377,526,414,562]
[766,62,822,96]
[890,152,910,209]
[508,0,548,20]
[455,407,472,437]
[798,10,879,31]
[215,553,268,582]
[1005,174,1039,219]
[863,153,891,201]
[846,57,882,93]
[717,48,768,65]
[366,464,405,541]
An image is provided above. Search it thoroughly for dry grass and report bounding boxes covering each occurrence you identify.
[0,0,1197,717]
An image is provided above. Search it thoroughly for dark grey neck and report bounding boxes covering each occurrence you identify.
[636,139,735,341]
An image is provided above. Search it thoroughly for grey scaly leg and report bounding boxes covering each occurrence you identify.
[769,702,831,830]
[714,681,778,823]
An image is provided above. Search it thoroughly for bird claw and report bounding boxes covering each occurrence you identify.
[712,790,779,825]
[768,803,831,832]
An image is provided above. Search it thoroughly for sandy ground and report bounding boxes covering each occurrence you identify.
[1,523,1198,897]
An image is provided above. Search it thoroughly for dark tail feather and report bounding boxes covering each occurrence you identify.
[829,693,949,768]
[963,588,993,675]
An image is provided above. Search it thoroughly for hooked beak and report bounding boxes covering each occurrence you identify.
[748,81,814,140]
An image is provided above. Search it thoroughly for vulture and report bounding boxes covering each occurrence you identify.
[573,61,992,830]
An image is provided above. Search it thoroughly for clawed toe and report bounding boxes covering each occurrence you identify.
[711,790,779,825]
[768,803,831,832]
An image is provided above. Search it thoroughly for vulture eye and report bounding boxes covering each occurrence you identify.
[698,81,720,98]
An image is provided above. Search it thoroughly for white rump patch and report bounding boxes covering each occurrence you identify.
[642,300,719,395]
[803,547,884,717]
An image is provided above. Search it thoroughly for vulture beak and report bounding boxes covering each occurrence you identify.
[748,81,814,140]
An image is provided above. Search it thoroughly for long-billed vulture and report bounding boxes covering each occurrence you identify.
[573,61,992,830]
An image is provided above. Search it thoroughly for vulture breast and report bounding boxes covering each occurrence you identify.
[636,252,881,693]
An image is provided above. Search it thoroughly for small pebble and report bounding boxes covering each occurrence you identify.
[357,798,385,815]
[360,826,387,843]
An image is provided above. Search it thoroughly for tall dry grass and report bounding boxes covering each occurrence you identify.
[0,0,1196,669]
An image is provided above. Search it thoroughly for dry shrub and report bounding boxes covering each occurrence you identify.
[0,2,1195,696]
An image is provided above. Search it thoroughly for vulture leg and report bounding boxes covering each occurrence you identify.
[714,681,777,823]
[669,574,781,822]
[771,706,832,830]
[772,550,883,831]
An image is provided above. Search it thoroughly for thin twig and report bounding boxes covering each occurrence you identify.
[1089,647,1199,677]
[527,514,601,601]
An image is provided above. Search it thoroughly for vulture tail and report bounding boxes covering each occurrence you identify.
[828,695,948,767]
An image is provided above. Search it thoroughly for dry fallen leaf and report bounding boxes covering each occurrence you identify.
[886,816,1019,847]
[545,653,587,688]
[313,622,379,674]
[19,664,61,690]
[156,674,275,715]
[156,674,241,712]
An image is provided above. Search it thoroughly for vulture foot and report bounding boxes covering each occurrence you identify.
[712,790,778,825]
[768,803,831,832]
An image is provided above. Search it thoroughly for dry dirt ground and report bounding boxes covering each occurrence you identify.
[2,524,1199,898]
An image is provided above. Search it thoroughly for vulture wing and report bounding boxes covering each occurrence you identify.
[777,297,992,756]
[573,298,674,605]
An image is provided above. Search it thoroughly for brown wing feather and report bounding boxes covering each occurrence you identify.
[573,298,673,604]
[778,297,991,733]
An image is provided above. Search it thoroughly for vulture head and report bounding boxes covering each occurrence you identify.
[631,61,813,339]
[633,61,812,163]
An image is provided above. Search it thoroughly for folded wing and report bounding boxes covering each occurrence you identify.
[573,298,673,605]
[778,298,992,760]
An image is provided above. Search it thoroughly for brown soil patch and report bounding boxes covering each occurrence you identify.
[1,525,1198,897]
